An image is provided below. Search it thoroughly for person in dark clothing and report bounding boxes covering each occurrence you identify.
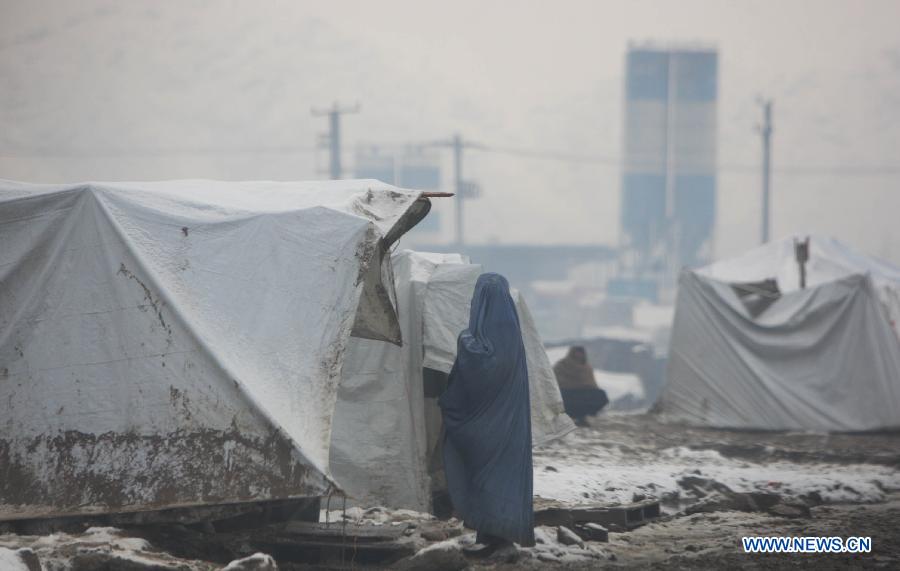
[438,273,535,548]
[553,346,609,425]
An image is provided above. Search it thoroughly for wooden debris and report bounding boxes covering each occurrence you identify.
[535,500,661,532]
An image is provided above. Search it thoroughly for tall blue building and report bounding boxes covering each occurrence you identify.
[620,44,717,279]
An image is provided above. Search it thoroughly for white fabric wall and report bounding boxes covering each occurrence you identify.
[329,254,433,511]
[659,271,900,431]
[330,251,574,511]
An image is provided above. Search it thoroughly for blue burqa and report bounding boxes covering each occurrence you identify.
[438,273,535,546]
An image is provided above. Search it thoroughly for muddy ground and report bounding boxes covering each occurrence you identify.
[523,414,900,569]
[2,413,899,569]
[586,414,900,468]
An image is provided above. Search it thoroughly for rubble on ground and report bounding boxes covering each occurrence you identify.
[0,527,216,570]
[1,413,898,568]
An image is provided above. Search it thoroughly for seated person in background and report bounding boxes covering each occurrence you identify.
[552,346,608,425]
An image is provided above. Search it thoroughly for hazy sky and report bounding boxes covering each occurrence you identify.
[2,0,899,262]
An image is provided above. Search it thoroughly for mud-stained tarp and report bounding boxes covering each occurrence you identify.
[0,179,423,521]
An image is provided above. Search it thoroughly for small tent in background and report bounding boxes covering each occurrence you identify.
[330,250,575,513]
[656,235,900,432]
[0,179,430,522]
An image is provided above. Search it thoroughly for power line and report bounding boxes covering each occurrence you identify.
[472,144,900,176]
[476,145,618,165]
[5,140,900,177]
[0,145,317,159]
[758,98,773,244]
[766,165,900,175]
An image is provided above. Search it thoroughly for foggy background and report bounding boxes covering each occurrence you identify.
[2,0,899,262]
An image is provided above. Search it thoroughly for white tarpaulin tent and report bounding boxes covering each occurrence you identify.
[330,250,574,512]
[657,235,900,432]
[0,179,429,521]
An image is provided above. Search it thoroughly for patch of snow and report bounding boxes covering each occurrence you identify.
[534,432,900,508]
[222,552,278,570]
[594,369,644,403]
[632,303,674,330]
[1,526,208,570]
[380,519,606,565]
[412,537,462,556]
[0,548,31,571]
[83,526,153,551]
[544,345,569,366]
[526,525,605,562]
[580,326,653,343]
[319,505,435,525]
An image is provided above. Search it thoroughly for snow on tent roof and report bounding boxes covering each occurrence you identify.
[698,234,900,337]
[698,234,900,293]
[0,179,427,521]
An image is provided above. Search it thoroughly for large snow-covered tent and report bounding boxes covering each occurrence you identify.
[0,179,431,521]
[330,250,574,512]
[656,235,900,431]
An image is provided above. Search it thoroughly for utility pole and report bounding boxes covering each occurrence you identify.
[428,133,481,246]
[452,134,464,247]
[312,102,359,179]
[758,98,773,244]
[794,236,810,289]
[664,51,680,285]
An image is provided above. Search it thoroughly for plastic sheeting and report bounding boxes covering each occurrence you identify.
[329,251,573,512]
[657,236,900,431]
[699,235,900,340]
[0,179,423,521]
[329,252,435,512]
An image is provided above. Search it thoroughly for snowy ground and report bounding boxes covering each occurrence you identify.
[0,526,224,570]
[528,413,900,568]
[534,418,900,508]
[323,413,900,567]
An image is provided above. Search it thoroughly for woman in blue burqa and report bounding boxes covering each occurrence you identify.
[438,273,535,547]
